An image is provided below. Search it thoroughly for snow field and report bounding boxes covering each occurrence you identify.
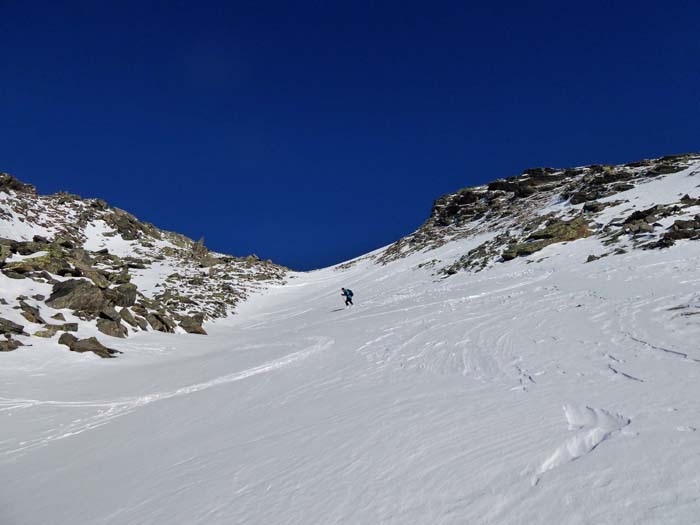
[3,166,700,523]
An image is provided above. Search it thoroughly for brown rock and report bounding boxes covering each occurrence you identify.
[179,314,207,335]
[104,283,138,307]
[0,317,27,336]
[96,319,128,338]
[0,337,24,351]
[19,301,45,324]
[58,334,120,358]
[46,279,106,312]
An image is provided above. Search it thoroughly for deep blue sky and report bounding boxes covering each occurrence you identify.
[2,1,698,269]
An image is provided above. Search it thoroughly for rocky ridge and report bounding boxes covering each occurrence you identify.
[372,153,700,275]
[0,174,287,357]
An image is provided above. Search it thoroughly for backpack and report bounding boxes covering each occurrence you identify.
[345,289,354,297]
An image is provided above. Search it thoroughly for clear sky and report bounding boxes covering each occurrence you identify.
[2,1,698,270]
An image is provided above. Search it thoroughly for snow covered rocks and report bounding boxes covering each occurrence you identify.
[0,172,287,357]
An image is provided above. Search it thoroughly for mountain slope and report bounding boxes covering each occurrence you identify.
[2,155,700,523]
[0,174,286,355]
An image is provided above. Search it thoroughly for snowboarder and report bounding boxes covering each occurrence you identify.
[341,287,354,307]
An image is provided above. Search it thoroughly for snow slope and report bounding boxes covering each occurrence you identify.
[3,164,700,523]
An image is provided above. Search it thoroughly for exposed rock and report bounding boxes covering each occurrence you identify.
[19,301,45,324]
[0,317,27,336]
[145,313,175,333]
[503,216,591,261]
[179,314,207,335]
[46,279,106,312]
[99,306,121,321]
[134,316,149,331]
[104,283,137,307]
[57,332,77,347]
[0,336,24,351]
[34,322,79,338]
[0,173,36,194]
[119,308,138,327]
[0,243,12,264]
[96,318,128,338]
[71,260,111,288]
[58,334,120,358]
[51,313,66,321]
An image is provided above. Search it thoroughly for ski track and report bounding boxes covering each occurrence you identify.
[0,336,334,456]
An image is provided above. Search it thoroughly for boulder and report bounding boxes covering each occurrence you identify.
[71,260,111,288]
[134,316,149,331]
[0,336,23,352]
[57,333,77,347]
[99,306,121,321]
[0,317,27,336]
[0,244,12,264]
[96,319,128,338]
[34,323,78,338]
[179,314,207,335]
[15,241,50,256]
[51,312,66,321]
[58,334,120,358]
[145,313,175,333]
[19,301,45,324]
[104,283,138,307]
[46,279,106,312]
[119,308,138,327]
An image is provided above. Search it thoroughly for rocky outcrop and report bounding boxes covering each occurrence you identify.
[0,173,36,195]
[378,152,700,275]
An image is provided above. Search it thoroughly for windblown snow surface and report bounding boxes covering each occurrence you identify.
[4,168,700,524]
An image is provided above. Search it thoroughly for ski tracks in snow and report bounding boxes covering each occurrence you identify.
[0,336,334,456]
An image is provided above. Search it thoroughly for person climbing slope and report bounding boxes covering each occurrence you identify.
[341,287,354,307]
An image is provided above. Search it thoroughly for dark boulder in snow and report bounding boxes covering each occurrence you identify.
[0,336,24,351]
[104,283,137,307]
[0,317,27,336]
[46,279,106,312]
[58,334,120,358]
[97,318,128,338]
[179,314,207,335]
